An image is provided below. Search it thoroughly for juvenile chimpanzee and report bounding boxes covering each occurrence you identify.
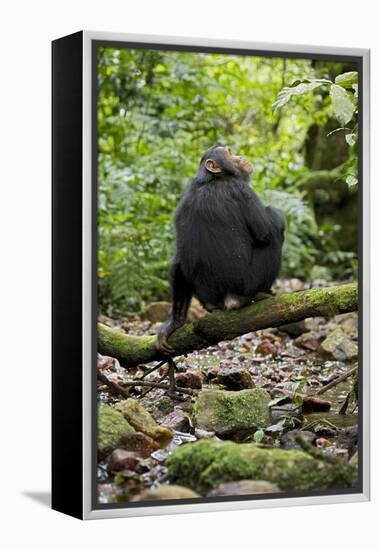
[156,145,285,354]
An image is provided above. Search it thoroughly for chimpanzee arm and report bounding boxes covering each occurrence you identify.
[156,262,193,354]
[241,187,273,245]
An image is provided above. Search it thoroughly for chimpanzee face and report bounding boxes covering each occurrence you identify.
[224,146,253,175]
[203,145,253,176]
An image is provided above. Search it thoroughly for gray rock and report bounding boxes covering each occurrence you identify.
[207,480,280,497]
[319,327,358,361]
[279,321,308,338]
[107,449,142,473]
[140,395,174,422]
[160,409,191,432]
[131,485,200,501]
[216,367,255,390]
[194,428,216,439]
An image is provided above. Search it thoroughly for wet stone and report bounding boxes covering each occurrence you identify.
[319,327,358,361]
[194,428,216,439]
[139,395,175,422]
[207,480,280,497]
[255,339,277,356]
[279,321,308,338]
[131,485,200,501]
[120,432,160,458]
[216,367,255,390]
[160,409,191,432]
[176,369,203,389]
[301,395,331,413]
[107,449,142,473]
[294,331,320,351]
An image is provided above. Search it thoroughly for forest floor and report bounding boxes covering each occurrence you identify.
[97,279,359,504]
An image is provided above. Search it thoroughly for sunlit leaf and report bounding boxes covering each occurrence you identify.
[273,79,331,111]
[335,71,358,89]
[345,133,356,147]
[346,175,358,187]
[330,84,355,126]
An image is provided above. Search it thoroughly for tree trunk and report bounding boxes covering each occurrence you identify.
[98,282,357,368]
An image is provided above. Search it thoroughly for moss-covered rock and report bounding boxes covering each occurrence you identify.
[115,398,173,447]
[166,439,358,494]
[98,404,136,459]
[193,389,271,436]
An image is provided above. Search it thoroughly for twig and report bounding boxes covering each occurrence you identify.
[122,379,195,396]
[98,369,196,397]
[316,367,357,395]
[338,392,351,415]
[139,360,166,380]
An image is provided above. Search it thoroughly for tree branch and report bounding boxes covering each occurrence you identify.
[98,282,358,368]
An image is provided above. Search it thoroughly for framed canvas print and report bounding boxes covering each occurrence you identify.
[52,31,370,520]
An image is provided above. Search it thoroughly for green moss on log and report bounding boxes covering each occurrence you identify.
[98,324,156,365]
[98,283,358,368]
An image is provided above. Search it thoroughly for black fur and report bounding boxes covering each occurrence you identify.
[156,145,285,352]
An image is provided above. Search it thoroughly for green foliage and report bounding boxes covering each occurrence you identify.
[330,84,355,126]
[275,70,359,188]
[97,49,358,314]
[260,189,317,279]
[273,78,331,110]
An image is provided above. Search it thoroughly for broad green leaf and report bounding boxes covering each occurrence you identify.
[335,71,358,89]
[265,419,287,433]
[273,79,331,111]
[268,395,288,407]
[345,133,356,147]
[330,84,355,126]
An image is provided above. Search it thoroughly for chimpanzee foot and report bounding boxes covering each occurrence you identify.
[156,320,177,354]
[224,295,240,311]
[156,334,175,355]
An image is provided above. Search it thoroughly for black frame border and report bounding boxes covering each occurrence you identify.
[52,30,84,519]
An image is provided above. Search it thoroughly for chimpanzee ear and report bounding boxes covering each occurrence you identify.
[205,159,222,174]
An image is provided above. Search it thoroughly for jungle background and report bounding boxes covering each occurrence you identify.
[96,47,359,505]
[97,47,358,315]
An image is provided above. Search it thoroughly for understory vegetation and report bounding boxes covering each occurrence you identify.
[97,48,358,315]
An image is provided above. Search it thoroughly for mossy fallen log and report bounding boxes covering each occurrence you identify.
[98,282,358,368]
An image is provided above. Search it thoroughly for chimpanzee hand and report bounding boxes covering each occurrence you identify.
[156,320,178,354]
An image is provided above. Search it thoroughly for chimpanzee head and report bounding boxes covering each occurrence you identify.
[199,145,253,180]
